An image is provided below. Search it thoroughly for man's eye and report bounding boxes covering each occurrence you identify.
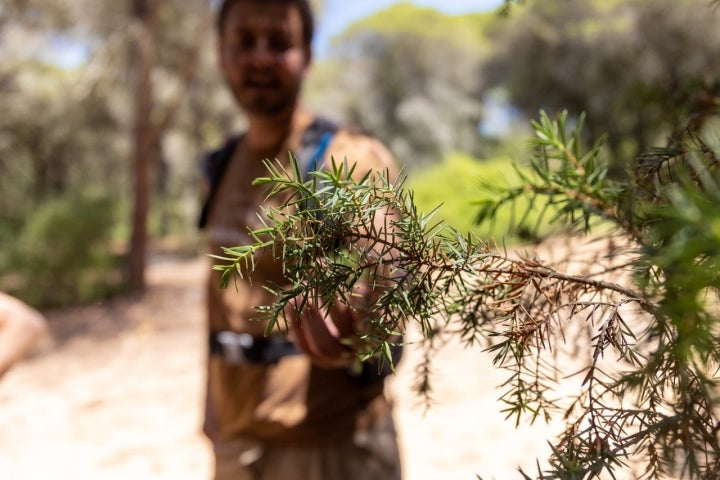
[239,33,255,51]
[268,33,290,53]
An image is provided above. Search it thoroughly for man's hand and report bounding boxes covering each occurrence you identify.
[286,284,374,369]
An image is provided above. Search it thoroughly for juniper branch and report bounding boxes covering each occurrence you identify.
[213,106,720,479]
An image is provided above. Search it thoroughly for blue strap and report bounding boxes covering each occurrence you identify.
[303,131,334,180]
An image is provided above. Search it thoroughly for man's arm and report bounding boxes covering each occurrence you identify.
[0,292,48,378]
[286,132,401,369]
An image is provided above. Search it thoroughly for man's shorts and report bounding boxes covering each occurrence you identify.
[212,401,401,480]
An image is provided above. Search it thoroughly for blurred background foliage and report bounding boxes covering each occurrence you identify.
[406,153,564,243]
[0,0,717,307]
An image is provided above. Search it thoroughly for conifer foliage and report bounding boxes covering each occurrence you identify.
[215,89,720,477]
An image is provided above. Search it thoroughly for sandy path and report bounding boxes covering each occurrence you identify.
[0,255,561,480]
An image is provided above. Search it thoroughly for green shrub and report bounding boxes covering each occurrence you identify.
[3,193,125,307]
[406,152,561,243]
[0,217,22,271]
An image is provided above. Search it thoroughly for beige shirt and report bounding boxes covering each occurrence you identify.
[203,119,398,445]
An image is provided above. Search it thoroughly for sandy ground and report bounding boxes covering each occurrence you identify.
[0,254,564,480]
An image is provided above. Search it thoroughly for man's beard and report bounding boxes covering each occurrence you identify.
[239,83,301,116]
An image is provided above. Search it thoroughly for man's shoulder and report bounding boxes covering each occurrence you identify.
[305,115,340,136]
[297,115,395,178]
[306,115,382,148]
[325,125,397,175]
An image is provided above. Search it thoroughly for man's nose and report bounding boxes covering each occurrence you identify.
[247,39,274,65]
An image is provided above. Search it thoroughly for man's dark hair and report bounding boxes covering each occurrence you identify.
[216,0,315,47]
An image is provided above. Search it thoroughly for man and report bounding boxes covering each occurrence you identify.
[0,292,48,379]
[199,1,402,479]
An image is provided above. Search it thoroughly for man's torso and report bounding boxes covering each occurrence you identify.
[203,117,397,445]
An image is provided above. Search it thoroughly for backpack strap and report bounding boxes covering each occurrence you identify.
[198,117,338,230]
[296,116,338,179]
[197,135,242,229]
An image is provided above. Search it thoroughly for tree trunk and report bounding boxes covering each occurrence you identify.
[128,0,159,292]
[126,0,207,292]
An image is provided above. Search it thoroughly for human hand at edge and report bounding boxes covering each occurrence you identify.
[0,292,48,378]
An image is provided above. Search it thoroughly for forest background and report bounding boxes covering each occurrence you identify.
[0,0,717,306]
[2,0,720,478]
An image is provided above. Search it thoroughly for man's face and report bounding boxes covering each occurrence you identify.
[218,1,310,116]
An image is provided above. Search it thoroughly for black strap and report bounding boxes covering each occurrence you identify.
[209,329,401,384]
[197,135,241,229]
[209,331,300,364]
